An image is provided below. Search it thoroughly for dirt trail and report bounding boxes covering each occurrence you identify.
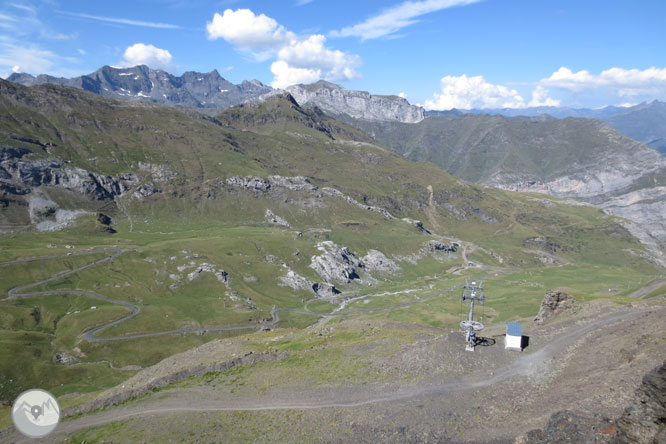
[3,248,514,342]
[627,278,666,298]
[8,304,660,443]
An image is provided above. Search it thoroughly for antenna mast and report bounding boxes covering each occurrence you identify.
[460,279,484,351]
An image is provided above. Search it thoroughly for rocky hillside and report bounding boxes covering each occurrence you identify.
[7,65,272,113]
[0,79,652,272]
[520,360,666,444]
[286,80,425,123]
[342,113,666,264]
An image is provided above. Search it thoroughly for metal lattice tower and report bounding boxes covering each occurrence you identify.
[460,280,484,351]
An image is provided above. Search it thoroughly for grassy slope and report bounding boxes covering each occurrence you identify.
[0,81,661,415]
[339,113,657,184]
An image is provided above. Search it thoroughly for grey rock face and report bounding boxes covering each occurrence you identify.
[267,175,317,191]
[534,289,574,325]
[265,209,290,227]
[8,65,272,113]
[613,360,666,443]
[310,241,363,283]
[312,282,340,298]
[0,154,138,200]
[424,240,457,253]
[225,176,271,191]
[286,81,425,123]
[279,269,313,291]
[362,250,401,274]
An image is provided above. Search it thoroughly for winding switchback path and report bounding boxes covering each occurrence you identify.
[3,248,510,341]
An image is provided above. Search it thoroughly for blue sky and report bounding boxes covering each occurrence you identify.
[1,0,664,109]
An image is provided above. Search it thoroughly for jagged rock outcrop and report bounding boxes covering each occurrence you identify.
[534,289,574,325]
[267,175,317,191]
[320,187,395,219]
[279,269,313,291]
[362,250,401,274]
[310,241,363,283]
[265,209,290,227]
[612,360,666,443]
[311,282,340,298]
[424,240,457,253]
[225,176,271,191]
[0,149,138,200]
[286,81,425,123]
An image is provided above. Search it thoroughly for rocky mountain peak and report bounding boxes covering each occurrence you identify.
[7,65,272,114]
[285,81,425,123]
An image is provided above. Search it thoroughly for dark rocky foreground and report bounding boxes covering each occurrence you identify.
[519,360,666,444]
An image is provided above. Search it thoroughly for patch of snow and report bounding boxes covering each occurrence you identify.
[118,72,132,76]
[137,91,150,98]
[220,89,228,93]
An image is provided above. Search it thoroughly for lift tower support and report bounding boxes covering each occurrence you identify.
[460,280,484,351]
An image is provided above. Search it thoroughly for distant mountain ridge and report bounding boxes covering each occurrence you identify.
[438,100,666,154]
[7,65,272,113]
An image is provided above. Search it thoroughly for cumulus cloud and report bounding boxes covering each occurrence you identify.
[331,0,482,40]
[207,9,361,88]
[271,34,361,88]
[270,61,321,88]
[425,74,527,110]
[206,9,295,59]
[528,85,560,107]
[121,43,173,70]
[541,66,666,97]
[398,92,407,98]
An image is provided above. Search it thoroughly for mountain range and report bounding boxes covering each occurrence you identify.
[443,100,666,154]
[8,66,666,152]
[7,65,272,113]
[6,66,666,264]
[7,66,424,123]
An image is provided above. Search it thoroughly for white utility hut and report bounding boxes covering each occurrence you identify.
[505,322,523,351]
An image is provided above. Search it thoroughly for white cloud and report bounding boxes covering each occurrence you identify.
[206,9,295,58]
[59,11,181,29]
[331,0,482,40]
[207,9,361,89]
[121,43,174,70]
[271,34,361,88]
[270,61,321,89]
[528,85,560,107]
[0,42,81,77]
[11,64,19,73]
[425,74,527,110]
[541,66,666,97]
[398,92,407,98]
